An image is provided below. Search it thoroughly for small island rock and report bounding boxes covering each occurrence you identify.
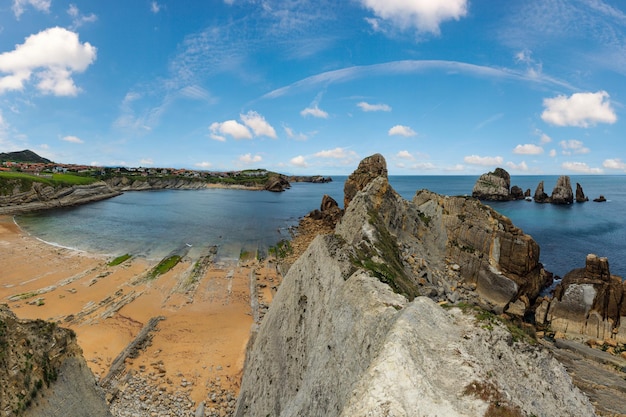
[471,167,512,200]
[575,182,589,203]
[533,181,550,203]
[550,176,574,204]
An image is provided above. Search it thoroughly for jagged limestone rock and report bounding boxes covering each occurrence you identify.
[343,153,387,209]
[235,154,593,416]
[576,182,589,203]
[533,180,550,203]
[550,175,574,204]
[471,167,512,201]
[547,254,626,342]
[235,237,593,417]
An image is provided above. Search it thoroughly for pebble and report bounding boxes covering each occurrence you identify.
[108,374,236,417]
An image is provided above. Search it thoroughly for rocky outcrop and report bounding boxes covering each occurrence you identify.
[0,181,121,215]
[0,305,111,417]
[576,182,589,203]
[235,155,594,416]
[545,254,626,343]
[550,175,574,204]
[264,176,290,192]
[471,167,521,201]
[234,154,595,416]
[343,153,387,208]
[594,195,607,202]
[533,181,550,203]
[105,176,210,191]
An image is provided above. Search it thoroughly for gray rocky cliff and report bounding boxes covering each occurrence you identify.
[0,181,121,215]
[235,155,593,417]
[0,305,111,417]
[105,177,210,191]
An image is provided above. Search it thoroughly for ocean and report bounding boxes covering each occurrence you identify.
[14,175,626,279]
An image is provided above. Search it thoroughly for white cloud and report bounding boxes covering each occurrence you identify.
[506,161,529,171]
[67,4,97,29]
[603,159,626,171]
[195,161,212,169]
[559,139,590,155]
[140,158,154,166]
[513,144,543,155]
[240,111,277,138]
[300,105,328,118]
[549,149,557,157]
[0,27,97,96]
[359,0,468,35]
[283,125,308,141]
[209,120,252,141]
[539,133,552,144]
[239,153,262,164]
[541,91,617,127]
[290,155,308,167]
[396,150,414,160]
[12,0,50,19]
[61,135,83,144]
[561,161,603,174]
[388,125,417,137]
[463,155,504,166]
[411,162,437,170]
[150,2,161,13]
[314,147,358,159]
[357,101,392,112]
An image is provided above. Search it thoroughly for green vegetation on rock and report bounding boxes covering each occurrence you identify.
[148,255,182,280]
[108,253,132,266]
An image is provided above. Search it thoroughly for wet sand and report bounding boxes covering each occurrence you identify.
[0,215,280,404]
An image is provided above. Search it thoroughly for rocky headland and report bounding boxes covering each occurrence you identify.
[234,154,626,416]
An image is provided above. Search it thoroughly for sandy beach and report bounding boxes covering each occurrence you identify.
[0,214,280,407]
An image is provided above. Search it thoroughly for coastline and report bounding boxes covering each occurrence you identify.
[0,214,281,409]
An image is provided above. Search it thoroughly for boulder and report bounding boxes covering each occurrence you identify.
[547,254,626,341]
[533,181,550,203]
[550,176,574,204]
[264,176,290,192]
[575,182,589,203]
[343,153,387,209]
[471,167,512,200]
[510,185,524,200]
[594,195,607,202]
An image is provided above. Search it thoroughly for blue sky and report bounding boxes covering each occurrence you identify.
[0,0,625,175]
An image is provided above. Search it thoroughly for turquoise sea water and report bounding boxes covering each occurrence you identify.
[15,175,626,278]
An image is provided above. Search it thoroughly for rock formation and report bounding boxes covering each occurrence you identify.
[264,175,290,192]
[575,182,589,202]
[472,168,526,201]
[594,195,607,202]
[550,175,574,204]
[0,181,122,215]
[235,154,592,417]
[472,168,515,200]
[544,254,626,343]
[343,153,387,208]
[533,181,550,203]
[0,305,111,417]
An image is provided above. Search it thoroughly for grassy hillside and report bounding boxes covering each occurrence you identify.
[0,172,99,195]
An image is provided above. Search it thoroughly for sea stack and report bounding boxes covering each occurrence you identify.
[576,183,589,203]
[550,176,574,204]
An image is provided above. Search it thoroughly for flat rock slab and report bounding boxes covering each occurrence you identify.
[546,339,626,416]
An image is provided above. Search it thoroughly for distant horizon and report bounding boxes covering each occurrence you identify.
[1,2,625,176]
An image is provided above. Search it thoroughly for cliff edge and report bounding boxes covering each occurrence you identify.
[0,305,111,417]
[235,154,593,417]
